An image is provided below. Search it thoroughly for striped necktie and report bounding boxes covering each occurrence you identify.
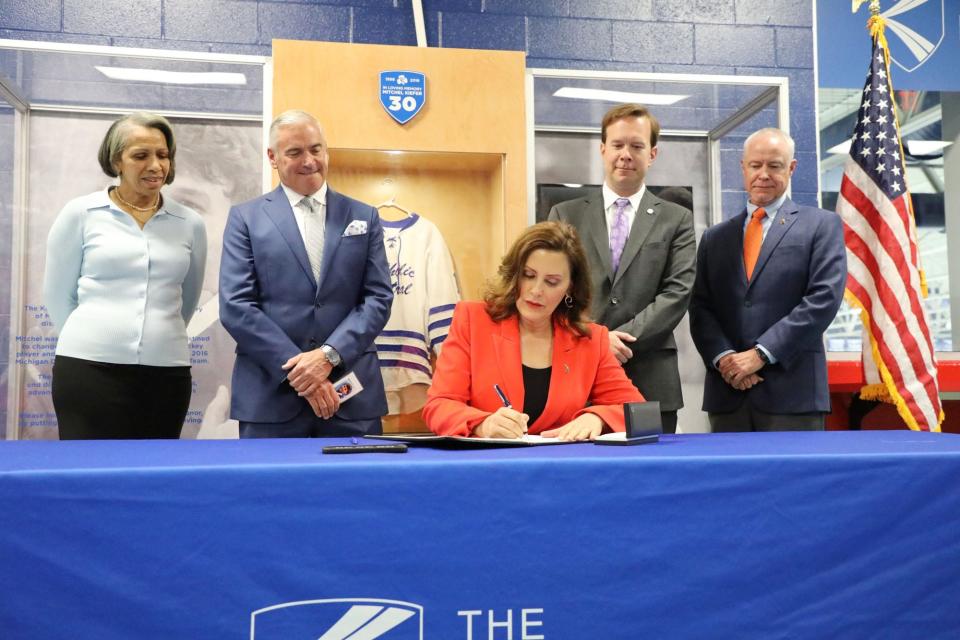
[300,196,325,282]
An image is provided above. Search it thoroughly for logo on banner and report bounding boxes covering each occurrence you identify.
[380,71,426,124]
[251,598,423,639]
[881,0,944,72]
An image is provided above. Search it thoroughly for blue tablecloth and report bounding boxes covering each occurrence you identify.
[2,431,959,639]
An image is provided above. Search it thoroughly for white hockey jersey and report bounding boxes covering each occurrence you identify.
[375,214,460,412]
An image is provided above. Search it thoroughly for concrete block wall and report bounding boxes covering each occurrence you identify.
[0,0,819,206]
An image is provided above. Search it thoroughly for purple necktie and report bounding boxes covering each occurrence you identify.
[610,197,630,273]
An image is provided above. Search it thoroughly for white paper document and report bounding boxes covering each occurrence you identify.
[366,433,574,448]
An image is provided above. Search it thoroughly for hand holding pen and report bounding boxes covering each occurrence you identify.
[471,384,529,439]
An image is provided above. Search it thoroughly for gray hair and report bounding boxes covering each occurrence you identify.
[269,110,323,151]
[98,111,177,184]
[743,127,795,161]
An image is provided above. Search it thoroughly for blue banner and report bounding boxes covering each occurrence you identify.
[818,0,959,90]
[3,434,960,638]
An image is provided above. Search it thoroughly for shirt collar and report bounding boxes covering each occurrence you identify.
[602,182,646,212]
[281,181,328,209]
[747,192,787,218]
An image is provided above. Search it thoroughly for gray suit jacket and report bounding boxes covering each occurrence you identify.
[549,188,696,411]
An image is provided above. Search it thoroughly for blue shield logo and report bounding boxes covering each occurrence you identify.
[380,71,426,125]
[251,598,424,639]
[882,0,944,73]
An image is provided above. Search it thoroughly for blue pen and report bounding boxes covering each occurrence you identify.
[493,384,512,408]
[493,384,527,435]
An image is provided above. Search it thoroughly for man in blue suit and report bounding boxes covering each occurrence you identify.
[219,110,392,437]
[689,128,846,431]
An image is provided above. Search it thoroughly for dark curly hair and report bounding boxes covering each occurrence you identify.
[483,221,592,337]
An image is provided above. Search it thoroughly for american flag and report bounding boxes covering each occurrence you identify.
[835,19,942,432]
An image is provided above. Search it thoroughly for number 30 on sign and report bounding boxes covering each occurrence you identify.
[379,71,427,125]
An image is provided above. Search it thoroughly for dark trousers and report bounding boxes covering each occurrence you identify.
[240,406,383,438]
[661,410,678,434]
[52,355,191,440]
[709,400,825,433]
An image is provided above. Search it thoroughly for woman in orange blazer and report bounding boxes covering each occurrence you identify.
[423,222,644,440]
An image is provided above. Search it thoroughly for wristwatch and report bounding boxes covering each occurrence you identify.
[320,344,342,367]
[754,346,770,366]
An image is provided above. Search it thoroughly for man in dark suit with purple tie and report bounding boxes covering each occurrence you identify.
[219,110,392,438]
[689,128,846,431]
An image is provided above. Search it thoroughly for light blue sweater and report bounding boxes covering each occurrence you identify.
[43,189,207,366]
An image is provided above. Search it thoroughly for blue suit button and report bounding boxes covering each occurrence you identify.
[611,297,620,305]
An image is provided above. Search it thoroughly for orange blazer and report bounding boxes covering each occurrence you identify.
[423,301,644,436]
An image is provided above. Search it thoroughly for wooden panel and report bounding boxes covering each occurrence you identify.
[329,150,502,302]
[272,39,527,252]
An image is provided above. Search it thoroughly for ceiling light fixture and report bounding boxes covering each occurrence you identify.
[553,87,688,105]
[95,66,247,86]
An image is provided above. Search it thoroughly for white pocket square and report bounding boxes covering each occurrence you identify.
[342,220,368,237]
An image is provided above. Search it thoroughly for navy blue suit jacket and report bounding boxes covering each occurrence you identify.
[219,185,392,425]
[689,198,846,414]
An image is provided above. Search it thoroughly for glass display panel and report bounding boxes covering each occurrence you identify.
[0,47,262,115]
[533,74,776,132]
[0,102,15,438]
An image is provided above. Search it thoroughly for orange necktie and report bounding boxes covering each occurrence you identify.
[743,207,766,280]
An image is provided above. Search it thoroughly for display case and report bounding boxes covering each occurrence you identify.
[527,68,789,433]
[0,40,268,440]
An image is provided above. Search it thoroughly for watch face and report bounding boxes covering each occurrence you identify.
[324,347,340,365]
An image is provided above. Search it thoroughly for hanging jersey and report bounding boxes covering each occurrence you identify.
[376,214,460,412]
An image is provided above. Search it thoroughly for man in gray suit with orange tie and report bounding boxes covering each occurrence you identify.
[220,110,393,438]
[689,128,846,431]
[549,104,697,433]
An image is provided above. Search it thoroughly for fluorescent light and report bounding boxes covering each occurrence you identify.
[95,66,246,86]
[552,87,688,106]
[906,140,951,155]
[827,140,853,155]
[827,139,953,155]
[562,183,584,188]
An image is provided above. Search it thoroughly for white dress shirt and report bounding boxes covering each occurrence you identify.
[43,189,207,366]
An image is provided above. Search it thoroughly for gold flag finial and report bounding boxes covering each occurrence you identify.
[852,0,882,15]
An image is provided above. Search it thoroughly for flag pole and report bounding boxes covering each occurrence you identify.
[840,0,944,430]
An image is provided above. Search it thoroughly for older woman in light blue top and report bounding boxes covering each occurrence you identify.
[43,112,207,439]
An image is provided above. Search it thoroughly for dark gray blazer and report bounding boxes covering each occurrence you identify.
[549,188,697,411]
